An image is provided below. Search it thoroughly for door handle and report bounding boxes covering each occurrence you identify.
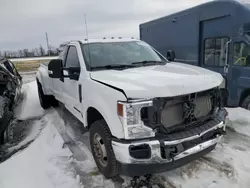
[224,64,229,75]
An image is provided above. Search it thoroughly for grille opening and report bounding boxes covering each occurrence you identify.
[161,92,213,129]
[140,107,148,120]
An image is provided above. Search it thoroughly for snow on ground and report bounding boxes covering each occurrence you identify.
[20,71,37,84]
[0,112,82,188]
[16,80,44,120]
[226,107,250,137]
[0,79,83,188]
[7,117,45,153]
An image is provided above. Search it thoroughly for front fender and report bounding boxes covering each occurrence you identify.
[83,79,127,139]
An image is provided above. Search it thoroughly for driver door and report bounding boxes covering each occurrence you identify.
[62,45,83,121]
[227,39,250,105]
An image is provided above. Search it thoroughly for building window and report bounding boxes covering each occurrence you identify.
[204,37,229,66]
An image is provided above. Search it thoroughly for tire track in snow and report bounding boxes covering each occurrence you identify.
[199,157,235,179]
[223,129,250,153]
[0,115,47,163]
[51,107,124,188]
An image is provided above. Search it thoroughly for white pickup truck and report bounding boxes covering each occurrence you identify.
[36,38,227,178]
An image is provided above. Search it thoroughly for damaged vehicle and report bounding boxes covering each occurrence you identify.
[0,57,22,144]
[36,38,228,178]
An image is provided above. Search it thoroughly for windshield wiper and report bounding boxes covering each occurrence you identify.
[131,60,166,66]
[91,64,136,70]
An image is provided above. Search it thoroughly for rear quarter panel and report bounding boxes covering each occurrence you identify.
[36,64,53,95]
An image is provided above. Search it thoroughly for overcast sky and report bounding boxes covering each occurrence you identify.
[0,0,211,51]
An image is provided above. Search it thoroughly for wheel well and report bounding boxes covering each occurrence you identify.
[240,89,250,106]
[87,107,104,129]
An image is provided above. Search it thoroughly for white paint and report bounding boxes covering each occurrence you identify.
[90,62,223,98]
[80,37,139,44]
[37,39,223,140]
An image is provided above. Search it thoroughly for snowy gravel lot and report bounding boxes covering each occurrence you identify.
[0,72,250,188]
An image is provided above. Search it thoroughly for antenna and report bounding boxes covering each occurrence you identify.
[84,14,92,69]
[84,14,89,41]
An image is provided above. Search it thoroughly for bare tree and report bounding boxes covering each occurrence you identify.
[32,48,40,56]
[18,50,24,57]
[23,49,29,57]
[39,45,45,56]
[0,43,59,58]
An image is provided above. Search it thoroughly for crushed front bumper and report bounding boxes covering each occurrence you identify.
[112,118,226,176]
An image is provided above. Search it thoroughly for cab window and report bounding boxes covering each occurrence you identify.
[204,37,229,66]
[65,46,80,68]
[233,42,250,66]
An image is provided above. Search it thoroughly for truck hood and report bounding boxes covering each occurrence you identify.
[90,62,223,99]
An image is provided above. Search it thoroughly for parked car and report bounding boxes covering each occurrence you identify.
[140,0,250,110]
[0,57,22,144]
[36,38,228,178]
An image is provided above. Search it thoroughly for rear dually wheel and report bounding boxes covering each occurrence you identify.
[36,79,58,109]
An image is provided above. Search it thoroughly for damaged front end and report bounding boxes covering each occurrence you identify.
[113,87,227,176]
[0,57,22,144]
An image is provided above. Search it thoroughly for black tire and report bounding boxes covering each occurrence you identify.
[0,132,4,145]
[241,95,250,110]
[37,80,58,109]
[89,120,120,178]
[0,111,13,145]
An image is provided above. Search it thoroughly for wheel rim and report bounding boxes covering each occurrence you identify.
[93,133,108,167]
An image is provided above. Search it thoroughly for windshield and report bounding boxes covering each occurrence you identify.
[81,41,167,70]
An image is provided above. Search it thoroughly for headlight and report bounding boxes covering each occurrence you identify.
[117,100,155,139]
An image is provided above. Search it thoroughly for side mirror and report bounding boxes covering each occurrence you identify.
[48,59,63,78]
[166,50,176,61]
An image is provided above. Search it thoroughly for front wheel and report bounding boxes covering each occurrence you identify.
[241,95,250,110]
[89,120,120,178]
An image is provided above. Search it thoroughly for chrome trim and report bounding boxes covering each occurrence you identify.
[164,121,224,145]
[174,136,222,160]
[112,121,225,164]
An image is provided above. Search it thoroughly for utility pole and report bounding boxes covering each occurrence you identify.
[45,32,50,56]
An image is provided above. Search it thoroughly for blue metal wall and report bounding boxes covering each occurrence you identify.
[140,0,250,65]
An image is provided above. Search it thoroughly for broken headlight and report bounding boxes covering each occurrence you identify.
[117,100,155,139]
